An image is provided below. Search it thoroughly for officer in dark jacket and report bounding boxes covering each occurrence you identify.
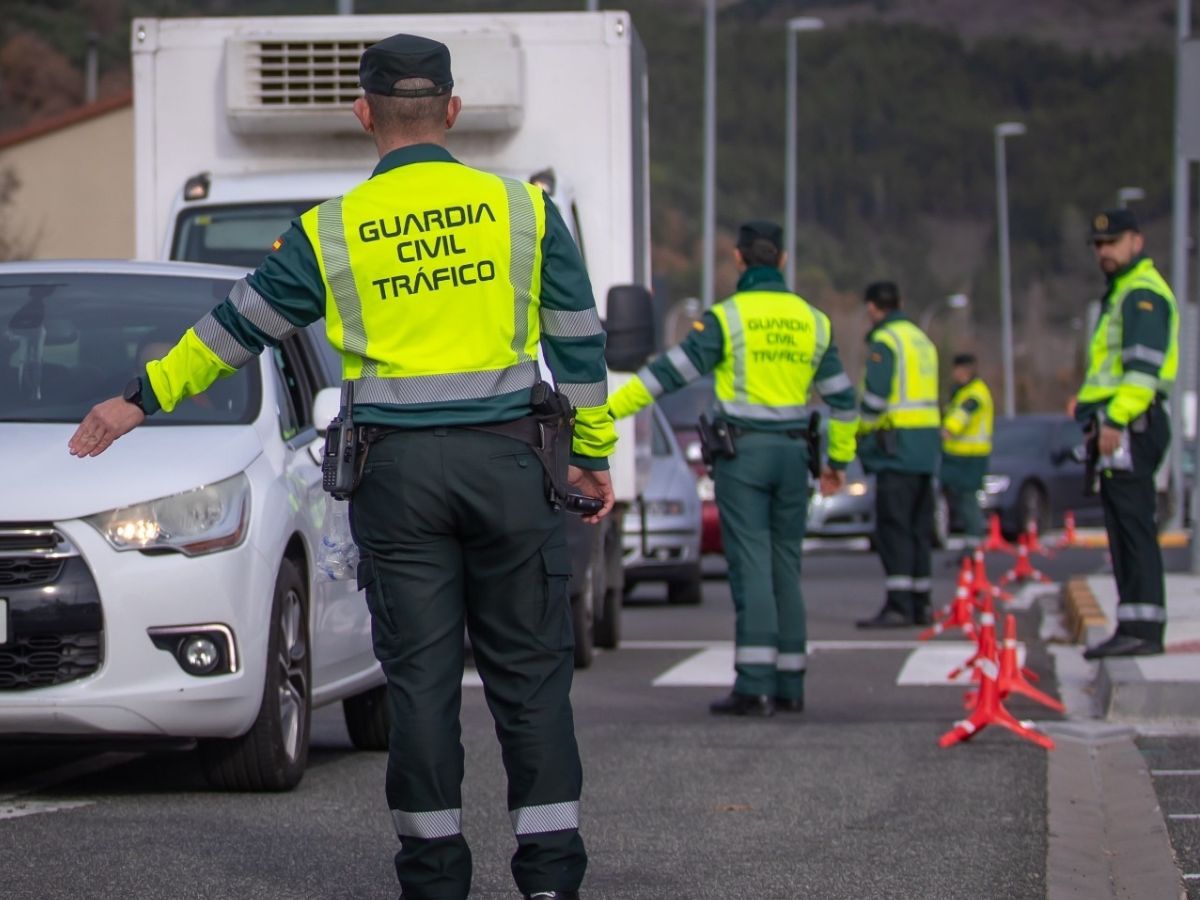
[1076,209,1177,659]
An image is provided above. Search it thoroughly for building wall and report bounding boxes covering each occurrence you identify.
[0,103,133,260]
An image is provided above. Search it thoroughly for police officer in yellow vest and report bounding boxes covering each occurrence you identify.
[67,34,614,900]
[940,353,994,555]
[608,222,858,717]
[1076,208,1177,659]
[855,282,942,628]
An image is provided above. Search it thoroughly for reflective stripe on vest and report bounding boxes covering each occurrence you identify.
[709,290,829,422]
[300,164,545,403]
[868,320,940,429]
[943,378,994,456]
[1080,259,1179,401]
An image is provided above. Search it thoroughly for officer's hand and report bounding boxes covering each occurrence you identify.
[68,396,145,458]
[567,466,615,524]
[1098,424,1123,457]
[818,466,845,497]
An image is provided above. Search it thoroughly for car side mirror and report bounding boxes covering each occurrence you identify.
[312,386,341,435]
[604,284,655,372]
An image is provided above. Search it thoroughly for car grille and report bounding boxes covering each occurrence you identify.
[0,633,103,689]
[0,557,64,587]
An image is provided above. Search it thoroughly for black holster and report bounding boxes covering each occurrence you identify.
[875,429,898,457]
[698,414,736,465]
[805,412,822,480]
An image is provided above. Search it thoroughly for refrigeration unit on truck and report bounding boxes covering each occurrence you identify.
[132,11,657,666]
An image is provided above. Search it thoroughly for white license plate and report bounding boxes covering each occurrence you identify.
[0,598,7,645]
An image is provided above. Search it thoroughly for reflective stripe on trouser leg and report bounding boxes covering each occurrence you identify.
[392,808,463,840]
[511,801,580,836]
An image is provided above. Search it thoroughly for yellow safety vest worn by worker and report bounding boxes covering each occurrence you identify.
[860,319,940,431]
[1078,258,1179,426]
[707,291,855,463]
[942,377,994,456]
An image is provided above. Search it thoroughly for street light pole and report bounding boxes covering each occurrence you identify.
[994,121,1026,418]
[783,17,824,291]
[701,0,716,307]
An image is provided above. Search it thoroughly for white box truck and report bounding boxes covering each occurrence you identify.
[131,11,657,665]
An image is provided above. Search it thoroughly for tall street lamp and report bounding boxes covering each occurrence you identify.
[994,121,1025,418]
[784,17,825,291]
[701,0,716,306]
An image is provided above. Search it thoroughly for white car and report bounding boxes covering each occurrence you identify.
[0,260,385,790]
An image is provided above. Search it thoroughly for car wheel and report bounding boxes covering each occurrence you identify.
[200,558,311,791]
[343,685,389,752]
[571,558,595,669]
[594,519,622,649]
[667,567,703,605]
[1016,481,1050,537]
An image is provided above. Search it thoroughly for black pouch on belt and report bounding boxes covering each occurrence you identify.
[804,411,822,480]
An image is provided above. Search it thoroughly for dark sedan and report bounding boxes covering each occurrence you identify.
[980,414,1104,537]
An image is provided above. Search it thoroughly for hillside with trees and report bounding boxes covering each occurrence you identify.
[0,0,1191,408]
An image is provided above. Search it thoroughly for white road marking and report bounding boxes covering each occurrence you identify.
[1168,814,1200,820]
[895,643,1009,686]
[463,669,483,687]
[0,800,93,821]
[1151,770,1200,776]
[653,647,735,686]
[625,639,929,652]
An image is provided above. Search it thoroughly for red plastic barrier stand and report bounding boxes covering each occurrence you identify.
[1053,511,1079,550]
[920,557,977,641]
[998,533,1053,587]
[996,614,1065,713]
[972,548,1013,606]
[938,655,1056,750]
[1025,519,1055,558]
[981,513,1017,555]
[948,594,998,681]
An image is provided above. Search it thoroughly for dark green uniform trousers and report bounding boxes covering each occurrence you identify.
[874,471,935,621]
[350,427,585,900]
[713,430,811,700]
[1100,404,1170,644]
[941,454,988,550]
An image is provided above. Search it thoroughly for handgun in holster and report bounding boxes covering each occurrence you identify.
[805,411,822,480]
[529,381,575,510]
[322,381,367,501]
[1082,420,1100,497]
[697,414,736,466]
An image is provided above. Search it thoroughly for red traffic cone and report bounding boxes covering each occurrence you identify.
[971,547,1013,607]
[997,614,1065,713]
[981,513,1016,555]
[1025,519,1055,558]
[948,593,997,681]
[998,533,1053,587]
[920,557,976,640]
[1053,511,1079,550]
[938,654,1056,750]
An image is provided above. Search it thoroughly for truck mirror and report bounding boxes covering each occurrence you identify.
[604,284,655,372]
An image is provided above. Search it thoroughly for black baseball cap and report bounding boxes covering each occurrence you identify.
[360,34,454,97]
[952,353,977,367]
[736,220,784,251]
[864,281,901,306]
[1091,208,1140,241]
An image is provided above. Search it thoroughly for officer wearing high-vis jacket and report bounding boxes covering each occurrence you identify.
[855,281,941,629]
[1077,208,1177,660]
[608,221,858,718]
[68,33,613,900]
[941,353,993,555]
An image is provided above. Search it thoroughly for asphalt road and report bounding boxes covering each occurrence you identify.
[1,546,1088,900]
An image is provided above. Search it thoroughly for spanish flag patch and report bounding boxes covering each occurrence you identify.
[272,237,284,252]
[1137,300,1155,311]
[692,321,705,332]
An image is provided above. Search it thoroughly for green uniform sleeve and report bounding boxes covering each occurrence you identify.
[537,194,616,469]
[1107,288,1171,427]
[812,334,857,468]
[858,340,894,432]
[607,311,725,420]
[144,221,325,414]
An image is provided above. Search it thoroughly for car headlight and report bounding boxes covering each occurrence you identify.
[983,474,1011,495]
[84,473,250,556]
[645,500,686,516]
[696,475,715,502]
[845,481,869,497]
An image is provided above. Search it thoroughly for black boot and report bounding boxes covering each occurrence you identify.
[709,692,775,717]
[1083,633,1164,659]
[774,696,805,713]
[856,606,914,628]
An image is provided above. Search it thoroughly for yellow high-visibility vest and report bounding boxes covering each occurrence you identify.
[867,319,940,430]
[300,163,547,406]
[942,378,993,456]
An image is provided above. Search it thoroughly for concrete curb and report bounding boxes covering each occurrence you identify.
[1061,578,1108,644]
[1044,722,1187,900]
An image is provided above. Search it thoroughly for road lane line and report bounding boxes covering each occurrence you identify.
[0,800,93,821]
[624,639,931,651]
[896,643,1025,686]
[1150,770,1200,776]
[1168,814,1200,820]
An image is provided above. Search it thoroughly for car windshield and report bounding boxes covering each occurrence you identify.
[0,272,260,425]
[992,419,1053,456]
[657,378,716,429]
[172,202,319,268]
